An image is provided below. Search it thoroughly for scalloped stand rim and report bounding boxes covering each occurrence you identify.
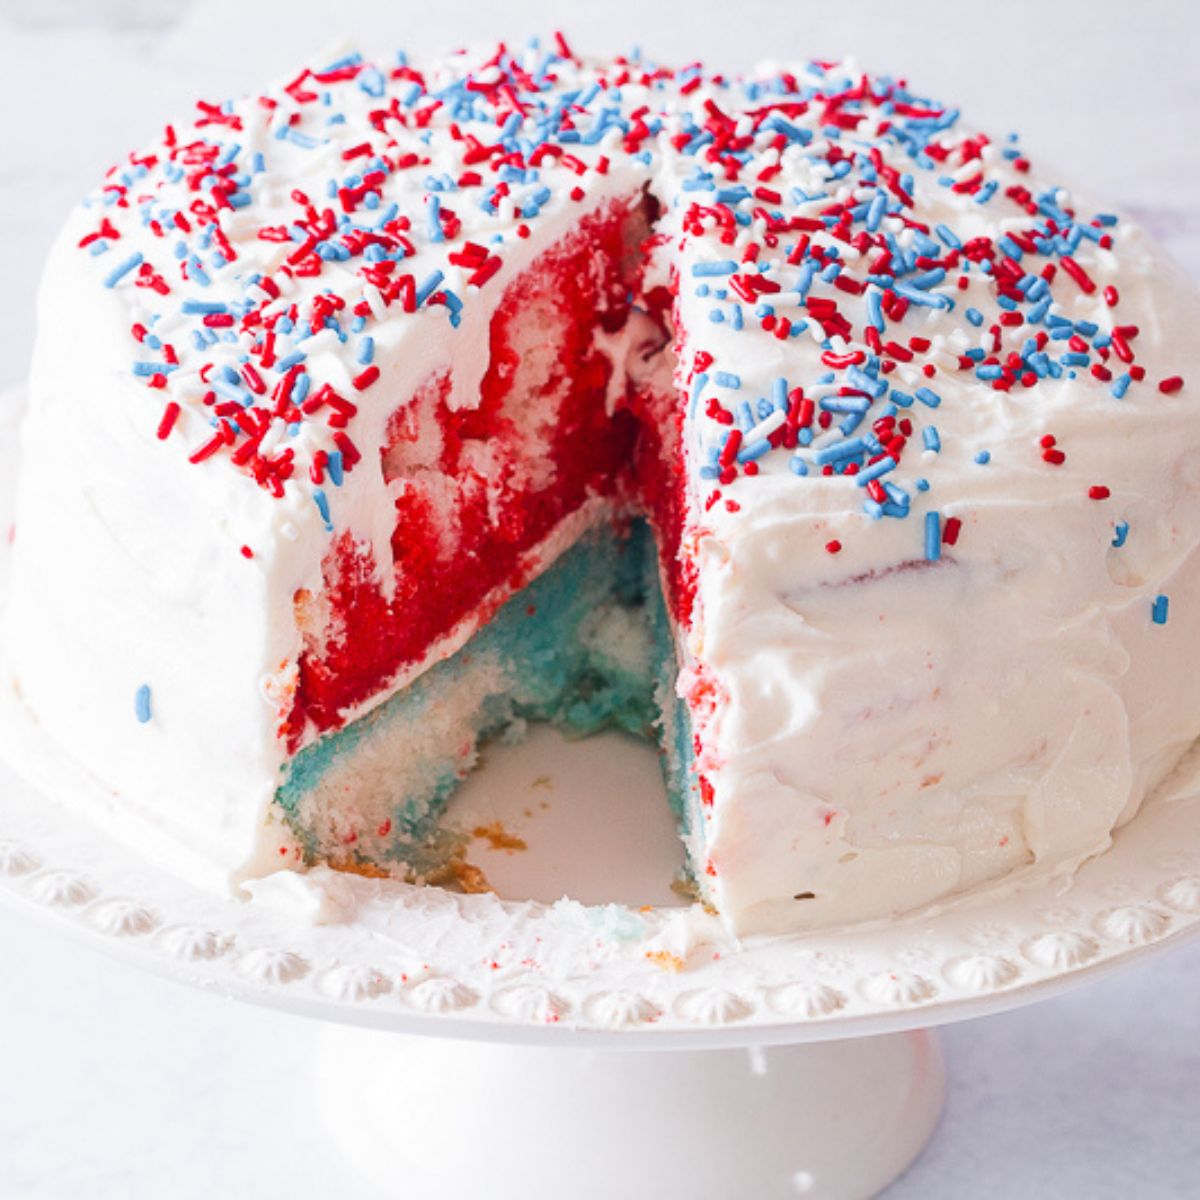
[315,1024,946,1200]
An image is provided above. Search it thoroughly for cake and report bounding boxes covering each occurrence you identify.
[4,37,1198,935]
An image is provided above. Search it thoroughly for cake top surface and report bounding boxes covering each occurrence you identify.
[71,35,1191,564]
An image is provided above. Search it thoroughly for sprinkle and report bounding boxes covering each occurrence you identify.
[825,539,841,554]
[134,685,152,724]
[313,489,333,531]
[1152,595,1169,625]
[855,456,897,486]
[353,365,380,391]
[156,402,181,440]
[924,511,941,562]
[974,451,990,465]
[814,437,867,466]
[1112,521,1129,548]
[1088,485,1110,500]
[103,252,143,288]
[1159,376,1184,395]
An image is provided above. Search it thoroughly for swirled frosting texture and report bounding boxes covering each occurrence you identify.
[3,39,1197,932]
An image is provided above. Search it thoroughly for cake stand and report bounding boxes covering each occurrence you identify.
[4,379,1200,1199]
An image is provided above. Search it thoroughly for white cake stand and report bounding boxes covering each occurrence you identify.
[4,379,1200,1199]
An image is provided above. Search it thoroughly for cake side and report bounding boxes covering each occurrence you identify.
[0,44,666,890]
[659,69,1200,929]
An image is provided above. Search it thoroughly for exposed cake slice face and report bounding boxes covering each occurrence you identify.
[284,195,653,744]
[5,41,1200,935]
[277,521,680,879]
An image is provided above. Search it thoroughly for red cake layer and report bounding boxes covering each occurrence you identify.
[284,196,679,747]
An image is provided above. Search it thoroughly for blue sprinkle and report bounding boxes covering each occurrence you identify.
[134,684,152,724]
[909,267,946,290]
[856,456,897,486]
[415,270,444,306]
[789,455,809,476]
[814,437,867,466]
[922,426,941,452]
[821,395,871,415]
[181,299,227,314]
[714,371,741,389]
[1111,374,1132,399]
[1152,595,1169,625]
[1112,521,1129,548]
[965,307,984,327]
[975,450,991,465]
[692,260,738,277]
[426,195,444,243]
[935,224,961,250]
[915,387,942,409]
[924,511,942,562]
[103,252,143,288]
[865,191,887,232]
[865,289,884,330]
[313,489,333,531]
[737,438,772,463]
[357,337,375,365]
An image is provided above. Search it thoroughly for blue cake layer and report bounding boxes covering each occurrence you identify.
[275,520,698,875]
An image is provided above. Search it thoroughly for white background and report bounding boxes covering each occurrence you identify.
[1,2,1198,1196]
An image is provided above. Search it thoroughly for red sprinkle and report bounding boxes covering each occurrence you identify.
[1088,485,1111,501]
[353,365,380,391]
[1159,376,1184,395]
[156,401,181,441]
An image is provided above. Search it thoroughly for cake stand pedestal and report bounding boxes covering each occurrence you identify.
[3,380,1200,1198]
[315,1027,944,1200]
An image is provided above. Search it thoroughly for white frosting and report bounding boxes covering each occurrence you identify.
[4,44,1199,935]
[687,242,1200,929]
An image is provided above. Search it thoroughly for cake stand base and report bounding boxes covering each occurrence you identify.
[315,1026,945,1200]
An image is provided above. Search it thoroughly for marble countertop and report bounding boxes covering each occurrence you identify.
[1,2,1198,1196]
